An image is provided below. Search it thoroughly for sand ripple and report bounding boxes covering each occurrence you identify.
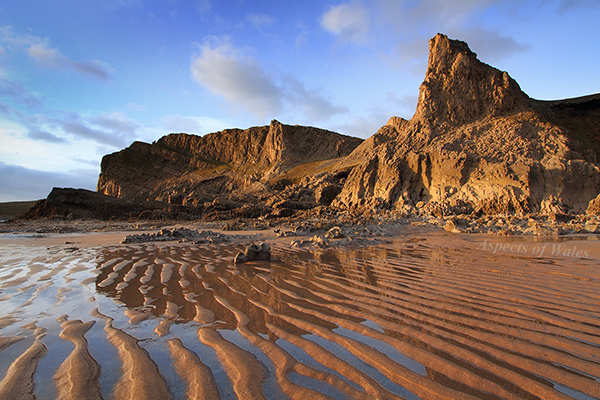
[0,235,599,399]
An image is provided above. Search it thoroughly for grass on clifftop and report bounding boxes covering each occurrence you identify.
[0,201,38,219]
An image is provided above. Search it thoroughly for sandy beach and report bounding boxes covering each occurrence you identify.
[1,226,599,399]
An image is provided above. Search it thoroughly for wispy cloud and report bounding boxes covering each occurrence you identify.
[0,79,43,108]
[191,37,282,118]
[0,25,114,81]
[3,106,138,147]
[190,36,346,121]
[28,43,113,81]
[160,114,236,136]
[26,126,68,143]
[319,1,529,67]
[0,25,40,50]
[195,0,211,14]
[321,2,371,45]
[56,112,137,147]
[246,13,276,30]
[89,112,139,137]
[448,27,530,63]
[281,75,348,121]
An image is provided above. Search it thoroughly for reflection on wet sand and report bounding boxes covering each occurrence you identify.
[0,236,599,399]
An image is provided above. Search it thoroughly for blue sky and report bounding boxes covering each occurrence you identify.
[1,0,599,201]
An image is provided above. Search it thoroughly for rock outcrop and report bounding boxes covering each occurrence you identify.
[333,33,600,217]
[22,187,200,220]
[23,34,600,226]
[97,120,363,204]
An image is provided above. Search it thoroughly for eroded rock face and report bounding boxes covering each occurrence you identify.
[334,33,600,216]
[98,120,363,204]
[27,34,600,223]
[415,33,529,128]
[21,187,187,220]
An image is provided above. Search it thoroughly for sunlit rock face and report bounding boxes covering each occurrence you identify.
[97,120,363,204]
[28,34,600,222]
[334,33,600,217]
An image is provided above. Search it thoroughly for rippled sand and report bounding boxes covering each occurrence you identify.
[1,229,599,399]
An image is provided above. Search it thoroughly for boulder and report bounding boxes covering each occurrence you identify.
[587,193,600,215]
[234,243,271,263]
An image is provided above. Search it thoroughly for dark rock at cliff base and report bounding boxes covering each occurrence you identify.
[21,187,201,221]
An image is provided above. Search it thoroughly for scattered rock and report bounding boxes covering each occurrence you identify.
[274,228,296,237]
[444,220,457,233]
[121,227,254,244]
[325,226,345,239]
[290,236,330,248]
[234,243,271,263]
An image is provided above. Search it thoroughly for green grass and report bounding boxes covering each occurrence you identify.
[0,200,38,219]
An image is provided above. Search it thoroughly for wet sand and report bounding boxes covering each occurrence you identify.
[0,227,599,399]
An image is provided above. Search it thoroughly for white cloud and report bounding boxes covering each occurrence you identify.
[190,37,346,121]
[0,85,136,148]
[3,109,137,147]
[89,112,139,137]
[191,37,282,118]
[26,126,67,143]
[321,2,371,44]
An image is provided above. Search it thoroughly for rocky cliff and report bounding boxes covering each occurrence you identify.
[333,33,600,218]
[97,120,363,205]
[24,34,600,226]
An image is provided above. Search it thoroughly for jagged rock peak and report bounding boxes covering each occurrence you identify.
[414,33,530,127]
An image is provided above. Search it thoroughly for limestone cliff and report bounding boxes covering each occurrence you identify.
[29,34,600,223]
[334,33,600,217]
[97,120,363,204]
